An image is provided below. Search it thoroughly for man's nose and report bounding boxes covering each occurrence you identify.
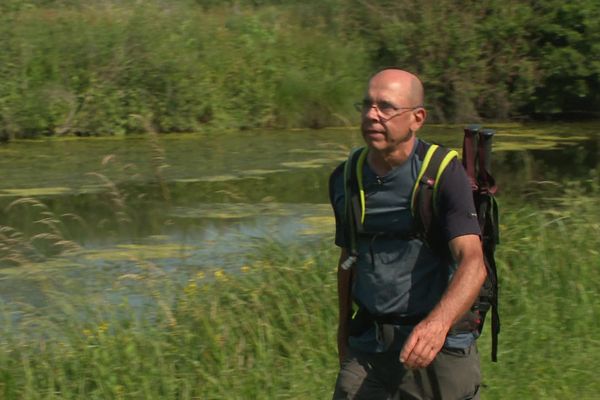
[364,104,381,120]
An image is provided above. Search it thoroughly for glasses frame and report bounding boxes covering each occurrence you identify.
[354,100,424,122]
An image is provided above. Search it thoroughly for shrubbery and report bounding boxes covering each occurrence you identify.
[0,0,598,139]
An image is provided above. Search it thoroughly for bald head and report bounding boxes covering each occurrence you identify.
[360,68,427,153]
[368,69,424,107]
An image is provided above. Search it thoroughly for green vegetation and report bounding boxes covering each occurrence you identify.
[0,171,598,399]
[1,0,599,139]
[481,172,600,398]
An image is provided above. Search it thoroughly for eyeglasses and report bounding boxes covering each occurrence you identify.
[354,100,423,120]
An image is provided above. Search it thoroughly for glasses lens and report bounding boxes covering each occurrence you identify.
[355,100,378,114]
[377,101,397,116]
[355,100,398,116]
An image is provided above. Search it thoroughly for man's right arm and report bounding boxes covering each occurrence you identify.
[337,247,352,366]
[329,163,353,365]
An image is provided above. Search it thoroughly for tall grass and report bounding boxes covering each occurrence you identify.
[0,172,598,399]
[480,172,600,398]
[0,197,81,265]
[0,154,143,266]
[0,242,340,399]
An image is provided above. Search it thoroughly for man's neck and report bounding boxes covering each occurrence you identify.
[367,138,417,176]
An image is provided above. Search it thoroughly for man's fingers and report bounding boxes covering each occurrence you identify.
[401,334,426,366]
[403,339,427,368]
[400,331,442,369]
[400,319,447,368]
[404,346,436,369]
[413,346,437,369]
[399,333,417,363]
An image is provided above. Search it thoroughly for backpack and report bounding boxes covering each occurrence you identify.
[341,125,500,361]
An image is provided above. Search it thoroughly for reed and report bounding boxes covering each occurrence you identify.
[0,198,81,265]
[0,175,599,398]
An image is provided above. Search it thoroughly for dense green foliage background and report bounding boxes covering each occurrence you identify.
[1,0,599,138]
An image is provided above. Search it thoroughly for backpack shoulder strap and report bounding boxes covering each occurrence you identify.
[411,142,459,248]
[343,142,458,255]
[343,146,368,255]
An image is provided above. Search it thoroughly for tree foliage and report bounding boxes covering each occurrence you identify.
[0,0,598,138]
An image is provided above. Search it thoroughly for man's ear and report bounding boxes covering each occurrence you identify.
[411,107,427,131]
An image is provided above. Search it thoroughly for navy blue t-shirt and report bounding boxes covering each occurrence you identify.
[329,139,481,352]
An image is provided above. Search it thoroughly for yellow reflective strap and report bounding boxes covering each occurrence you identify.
[356,148,369,224]
[433,150,459,214]
[410,144,439,214]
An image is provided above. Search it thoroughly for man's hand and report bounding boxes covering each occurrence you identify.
[400,234,487,369]
[399,317,450,369]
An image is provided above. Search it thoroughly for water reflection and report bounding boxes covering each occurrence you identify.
[0,124,598,308]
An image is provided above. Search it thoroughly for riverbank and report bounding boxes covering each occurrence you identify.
[1,175,598,399]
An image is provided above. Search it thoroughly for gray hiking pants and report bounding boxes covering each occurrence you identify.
[332,344,481,400]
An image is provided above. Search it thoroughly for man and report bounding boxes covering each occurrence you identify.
[329,68,487,399]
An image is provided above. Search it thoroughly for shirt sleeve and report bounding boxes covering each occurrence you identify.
[328,163,347,248]
[436,157,481,242]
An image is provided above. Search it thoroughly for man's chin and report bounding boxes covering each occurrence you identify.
[362,133,387,149]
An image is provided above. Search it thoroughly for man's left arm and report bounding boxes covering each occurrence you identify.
[400,234,487,369]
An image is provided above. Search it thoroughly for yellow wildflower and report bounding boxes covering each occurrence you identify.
[98,322,109,334]
[303,259,315,270]
[214,269,228,282]
[184,281,197,295]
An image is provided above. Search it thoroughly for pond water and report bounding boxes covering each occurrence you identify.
[0,122,598,309]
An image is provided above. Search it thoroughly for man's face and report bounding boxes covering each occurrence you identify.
[360,75,424,152]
